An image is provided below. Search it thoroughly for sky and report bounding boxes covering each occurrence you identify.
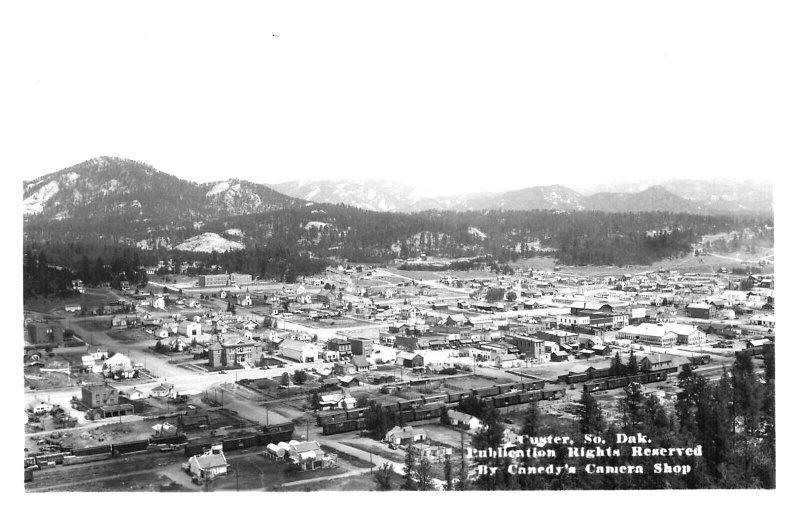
[4,1,797,197]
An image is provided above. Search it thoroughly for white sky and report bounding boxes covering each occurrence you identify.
[4,0,797,196]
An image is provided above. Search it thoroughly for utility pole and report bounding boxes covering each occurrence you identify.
[265,402,269,425]
[460,427,465,490]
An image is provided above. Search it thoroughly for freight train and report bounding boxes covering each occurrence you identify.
[581,368,674,393]
[318,380,560,435]
[24,421,295,478]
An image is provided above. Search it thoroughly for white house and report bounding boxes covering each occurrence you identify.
[150,296,166,310]
[448,410,482,430]
[187,445,228,480]
[182,321,202,338]
[385,426,426,446]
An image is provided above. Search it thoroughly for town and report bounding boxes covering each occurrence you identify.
[23,250,775,491]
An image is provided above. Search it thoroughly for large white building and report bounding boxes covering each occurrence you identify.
[279,339,319,363]
[617,323,706,346]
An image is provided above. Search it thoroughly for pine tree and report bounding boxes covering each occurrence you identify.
[521,401,541,437]
[626,352,638,375]
[374,462,393,491]
[578,390,604,436]
[415,457,435,491]
[401,446,417,490]
[443,454,454,491]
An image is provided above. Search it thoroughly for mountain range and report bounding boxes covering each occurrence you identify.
[271,179,773,214]
[22,157,773,225]
[23,157,302,222]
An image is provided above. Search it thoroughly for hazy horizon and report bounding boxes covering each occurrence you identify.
[7,2,794,198]
[20,154,774,199]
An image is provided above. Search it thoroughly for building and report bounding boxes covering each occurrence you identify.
[199,274,229,287]
[410,443,453,461]
[396,352,424,368]
[506,334,545,359]
[318,393,358,411]
[557,315,591,328]
[352,355,370,372]
[208,338,261,368]
[187,445,228,481]
[286,441,334,471]
[82,383,120,408]
[351,338,373,357]
[327,338,352,358]
[229,273,253,286]
[394,336,419,351]
[495,354,520,368]
[385,426,426,446]
[26,322,64,346]
[280,340,319,363]
[448,410,482,430]
[617,323,706,347]
[686,303,716,319]
[749,314,775,329]
[535,329,579,345]
[182,321,202,338]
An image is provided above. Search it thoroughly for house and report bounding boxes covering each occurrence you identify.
[187,445,228,481]
[154,327,170,339]
[410,443,453,461]
[338,375,360,387]
[286,440,334,471]
[236,293,253,307]
[110,315,137,329]
[181,321,203,338]
[151,384,172,398]
[396,352,424,368]
[318,393,358,411]
[352,355,370,372]
[65,304,81,313]
[31,402,55,415]
[747,338,772,349]
[550,351,569,362]
[102,353,136,379]
[280,340,319,363]
[448,410,482,430]
[127,388,147,401]
[149,296,166,310]
[495,354,520,368]
[385,426,426,445]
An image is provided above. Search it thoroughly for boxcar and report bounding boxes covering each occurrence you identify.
[474,387,497,398]
[423,394,448,405]
[507,393,522,406]
[346,408,366,420]
[382,402,401,413]
[496,383,515,394]
[112,439,150,455]
[71,445,112,457]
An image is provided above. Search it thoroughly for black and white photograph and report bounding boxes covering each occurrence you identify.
[6,0,796,505]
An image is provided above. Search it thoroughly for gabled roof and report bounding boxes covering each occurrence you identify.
[190,452,228,470]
